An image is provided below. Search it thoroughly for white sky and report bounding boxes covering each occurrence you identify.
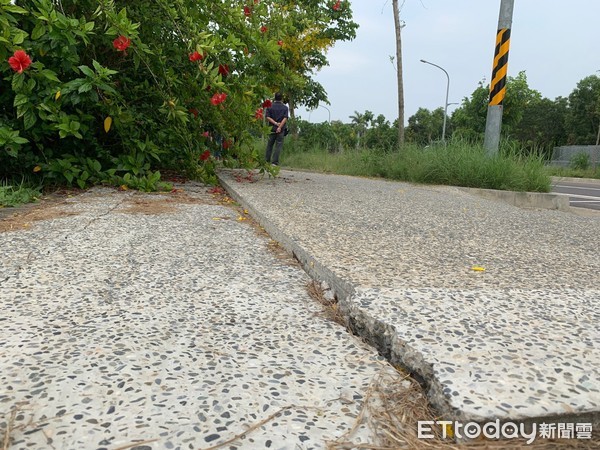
[297,0,600,124]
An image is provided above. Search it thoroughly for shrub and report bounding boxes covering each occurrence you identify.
[570,152,591,171]
[0,0,302,187]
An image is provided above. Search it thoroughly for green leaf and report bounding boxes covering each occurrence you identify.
[78,83,93,93]
[78,65,95,77]
[11,74,24,90]
[13,93,29,107]
[12,30,27,45]
[84,21,95,32]
[31,23,46,40]
[23,110,37,130]
[41,69,60,82]
[12,136,29,145]
[4,5,28,14]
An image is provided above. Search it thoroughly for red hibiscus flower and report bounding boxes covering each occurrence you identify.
[277,40,283,46]
[243,6,252,17]
[210,93,227,106]
[202,131,211,138]
[254,107,264,119]
[333,1,341,11]
[260,26,268,33]
[188,108,199,118]
[218,64,230,77]
[222,140,232,149]
[113,35,131,52]
[189,51,203,62]
[8,50,32,74]
[200,150,211,161]
[262,99,272,108]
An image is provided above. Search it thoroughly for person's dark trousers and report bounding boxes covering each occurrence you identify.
[265,131,284,165]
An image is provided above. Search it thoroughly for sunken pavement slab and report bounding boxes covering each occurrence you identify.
[0,186,406,449]
[218,169,600,428]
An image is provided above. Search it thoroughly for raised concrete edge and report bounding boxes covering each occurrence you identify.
[456,187,571,212]
[216,173,465,423]
[217,172,600,431]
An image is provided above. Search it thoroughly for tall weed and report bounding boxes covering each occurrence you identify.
[281,139,551,192]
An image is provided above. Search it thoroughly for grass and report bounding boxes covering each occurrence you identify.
[280,141,552,192]
[544,165,600,180]
[0,179,41,208]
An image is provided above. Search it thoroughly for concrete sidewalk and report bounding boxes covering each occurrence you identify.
[0,185,407,449]
[218,169,600,430]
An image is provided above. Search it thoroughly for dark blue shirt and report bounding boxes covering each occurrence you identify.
[266,101,289,132]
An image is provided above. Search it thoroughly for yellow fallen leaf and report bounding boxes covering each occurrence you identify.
[55,90,61,101]
[243,209,249,215]
[119,184,128,191]
[104,116,112,133]
[471,266,486,272]
[237,216,247,221]
[443,422,454,438]
[33,165,41,173]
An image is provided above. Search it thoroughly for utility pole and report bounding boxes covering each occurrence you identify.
[392,0,405,147]
[483,0,515,156]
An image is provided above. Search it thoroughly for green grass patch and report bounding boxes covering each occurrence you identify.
[544,165,600,180]
[281,140,551,192]
[0,180,41,207]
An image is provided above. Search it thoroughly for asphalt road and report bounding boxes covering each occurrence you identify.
[551,180,600,210]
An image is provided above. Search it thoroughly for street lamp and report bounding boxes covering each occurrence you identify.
[420,59,450,143]
[308,104,331,123]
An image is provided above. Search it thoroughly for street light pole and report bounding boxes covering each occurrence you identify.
[320,105,331,124]
[420,59,450,143]
[309,105,331,124]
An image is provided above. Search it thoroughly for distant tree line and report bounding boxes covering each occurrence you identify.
[293,72,600,158]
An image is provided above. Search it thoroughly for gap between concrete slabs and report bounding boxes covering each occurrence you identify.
[217,171,600,434]
[216,174,460,420]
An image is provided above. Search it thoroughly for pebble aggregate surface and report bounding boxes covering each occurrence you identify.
[0,186,404,449]
[218,169,600,426]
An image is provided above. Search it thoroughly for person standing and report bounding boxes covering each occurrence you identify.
[265,92,289,166]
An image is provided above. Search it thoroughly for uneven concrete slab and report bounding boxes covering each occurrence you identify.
[218,169,600,428]
[0,186,406,449]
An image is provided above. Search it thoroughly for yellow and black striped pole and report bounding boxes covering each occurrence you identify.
[489,28,511,107]
[484,0,515,155]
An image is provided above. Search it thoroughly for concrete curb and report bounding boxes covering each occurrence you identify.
[217,174,355,302]
[457,187,571,211]
[219,173,467,423]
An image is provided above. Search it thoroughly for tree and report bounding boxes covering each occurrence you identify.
[407,107,445,145]
[452,71,542,143]
[364,114,396,151]
[1,0,358,186]
[513,97,568,156]
[502,71,542,134]
[451,80,488,141]
[270,0,358,118]
[349,110,368,148]
[565,75,600,144]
